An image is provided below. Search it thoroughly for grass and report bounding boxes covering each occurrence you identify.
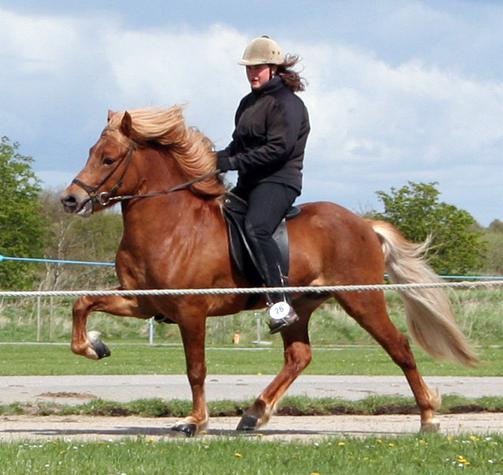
[2,394,503,418]
[0,343,502,376]
[1,283,502,472]
[2,287,503,346]
[0,435,501,474]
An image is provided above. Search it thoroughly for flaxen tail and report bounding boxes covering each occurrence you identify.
[370,220,478,367]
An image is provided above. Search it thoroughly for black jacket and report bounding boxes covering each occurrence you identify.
[217,76,310,194]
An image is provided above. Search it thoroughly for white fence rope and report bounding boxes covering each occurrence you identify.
[1,280,503,298]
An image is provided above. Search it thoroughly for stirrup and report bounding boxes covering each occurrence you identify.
[268,302,299,334]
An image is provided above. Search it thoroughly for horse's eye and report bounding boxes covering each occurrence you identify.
[103,157,114,166]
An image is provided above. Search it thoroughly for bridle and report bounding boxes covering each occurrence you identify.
[71,143,220,209]
[72,144,136,207]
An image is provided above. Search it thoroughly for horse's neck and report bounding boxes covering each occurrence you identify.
[136,147,186,192]
[120,149,211,231]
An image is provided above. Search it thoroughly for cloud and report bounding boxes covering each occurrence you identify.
[0,9,79,74]
[1,5,503,224]
[303,43,503,166]
[102,23,248,143]
[297,41,503,223]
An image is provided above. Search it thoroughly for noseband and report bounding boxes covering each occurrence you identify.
[72,144,220,208]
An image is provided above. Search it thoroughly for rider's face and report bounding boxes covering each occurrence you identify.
[246,64,274,89]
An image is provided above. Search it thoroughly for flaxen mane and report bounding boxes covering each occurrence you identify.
[107,106,225,197]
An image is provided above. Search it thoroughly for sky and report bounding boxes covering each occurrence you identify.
[1,0,502,226]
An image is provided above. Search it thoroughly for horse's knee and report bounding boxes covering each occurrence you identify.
[72,296,93,315]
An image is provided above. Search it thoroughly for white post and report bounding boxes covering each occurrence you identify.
[148,317,155,345]
[36,297,42,342]
[255,312,261,344]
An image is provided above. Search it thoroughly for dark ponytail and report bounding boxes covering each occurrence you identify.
[276,54,307,92]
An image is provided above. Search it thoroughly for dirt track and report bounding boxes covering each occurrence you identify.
[1,375,502,441]
[1,413,502,441]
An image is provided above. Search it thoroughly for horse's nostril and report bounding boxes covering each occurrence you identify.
[61,194,78,211]
[61,195,75,204]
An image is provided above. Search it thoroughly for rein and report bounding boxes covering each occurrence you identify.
[72,143,221,207]
[101,169,221,205]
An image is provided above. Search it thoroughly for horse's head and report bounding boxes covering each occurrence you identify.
[61,106,224,217]
[61,111,137,217]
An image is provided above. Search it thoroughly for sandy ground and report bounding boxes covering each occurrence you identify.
[0,414,502,442]
[0,374,502,441]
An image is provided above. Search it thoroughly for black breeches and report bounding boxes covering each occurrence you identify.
[234,182,298,302]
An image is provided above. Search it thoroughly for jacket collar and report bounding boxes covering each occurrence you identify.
[251,76,284,96]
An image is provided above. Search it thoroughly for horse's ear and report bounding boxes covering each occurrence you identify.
[107,110,115,122]
[120,111,133,138]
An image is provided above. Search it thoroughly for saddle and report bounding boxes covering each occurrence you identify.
[155,192,301,323]
[223,192,301,286]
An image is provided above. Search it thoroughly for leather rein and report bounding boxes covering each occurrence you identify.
[72,144,220,208]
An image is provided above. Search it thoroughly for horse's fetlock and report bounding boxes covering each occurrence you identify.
[71,342,86,355]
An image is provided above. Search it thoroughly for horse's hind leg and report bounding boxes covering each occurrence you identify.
[72,293,145,360]
[337,290,441,432]
[237,301,315,431]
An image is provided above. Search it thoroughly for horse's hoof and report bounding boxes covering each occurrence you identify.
[88,331,111,359]
[420,421,440,433]
[170,423,198,437]
[236,414,259,431]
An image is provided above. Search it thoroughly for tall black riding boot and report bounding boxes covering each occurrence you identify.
[247,235,299,334]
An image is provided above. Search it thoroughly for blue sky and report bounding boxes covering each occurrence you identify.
[1,0,502,225]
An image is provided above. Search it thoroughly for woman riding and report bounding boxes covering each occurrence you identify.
[216,35,310,334]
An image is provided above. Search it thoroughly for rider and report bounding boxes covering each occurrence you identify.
[216,36,310,334]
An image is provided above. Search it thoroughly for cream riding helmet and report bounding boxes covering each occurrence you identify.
[239,36,284,66]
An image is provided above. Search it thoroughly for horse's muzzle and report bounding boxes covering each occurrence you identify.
[60,192,93,217]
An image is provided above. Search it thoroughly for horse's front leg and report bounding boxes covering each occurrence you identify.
[170,315,208,437]
[71,293,145,360]
[237,304,313,431]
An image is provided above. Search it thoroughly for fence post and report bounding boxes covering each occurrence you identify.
[36,296,42,342]
[148,317,155,345]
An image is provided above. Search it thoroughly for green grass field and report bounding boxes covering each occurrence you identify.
[0,343,501,376]
[1,289,502,471]
[1,288,502,346]
[0,435,501,474]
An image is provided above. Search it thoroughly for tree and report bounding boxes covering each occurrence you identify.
[372,181,485,275]
[482,232,503,275]
[40,190,122,290]
[0,137,48,289]
[488,219,503,233]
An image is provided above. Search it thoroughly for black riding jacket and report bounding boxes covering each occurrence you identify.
[217,76,310,194]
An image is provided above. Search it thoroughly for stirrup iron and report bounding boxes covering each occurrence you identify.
[268,301,299,334]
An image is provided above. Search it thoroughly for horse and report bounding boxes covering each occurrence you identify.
[60,106,478,437]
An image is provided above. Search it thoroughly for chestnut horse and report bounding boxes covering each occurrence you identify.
[61,106,477,437]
